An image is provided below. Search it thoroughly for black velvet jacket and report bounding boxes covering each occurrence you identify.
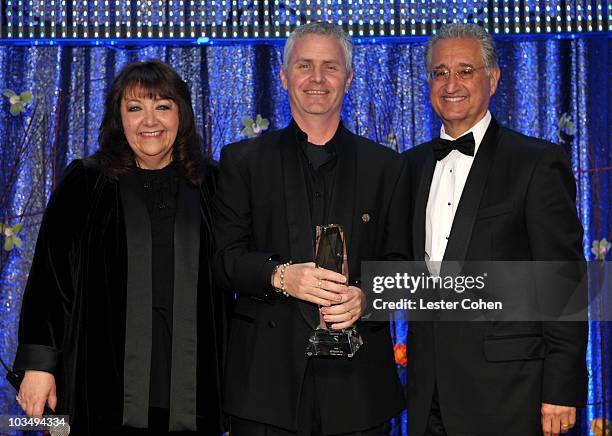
[13,156,228,435]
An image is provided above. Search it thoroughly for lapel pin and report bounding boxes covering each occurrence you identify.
[361,213,370,223]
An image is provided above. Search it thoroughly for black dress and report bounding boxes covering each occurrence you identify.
[14,156,228,435]
[139,163,180,431]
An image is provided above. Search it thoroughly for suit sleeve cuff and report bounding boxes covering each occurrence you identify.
[263,257,282,291]
[13,344,61,375]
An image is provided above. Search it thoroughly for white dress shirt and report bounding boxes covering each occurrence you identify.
[425,111,492,275]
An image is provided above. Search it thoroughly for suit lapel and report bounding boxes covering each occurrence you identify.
[413,149,436,261]
[441,118,500,270]
[120,172,152,428]
[280,127,314,263]
[169,180,199,431]
[327,129,356,258]
[280,126,319,328]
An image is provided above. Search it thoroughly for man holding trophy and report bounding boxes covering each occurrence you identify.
[214,22,408,435]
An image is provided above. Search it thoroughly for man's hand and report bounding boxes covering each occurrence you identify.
[274,262,348,306]
[541,403,576,435]
[320,286,366,329]
[17,370,56,417]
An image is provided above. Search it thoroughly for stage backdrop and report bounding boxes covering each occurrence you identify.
[0,35,609,435]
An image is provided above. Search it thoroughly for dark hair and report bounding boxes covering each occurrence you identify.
[97,59,202,185]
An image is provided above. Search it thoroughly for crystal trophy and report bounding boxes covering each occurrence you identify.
[305,224,363,358]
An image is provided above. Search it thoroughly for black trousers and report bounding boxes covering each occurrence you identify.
[231,361,390,436]
[424,386,447,436]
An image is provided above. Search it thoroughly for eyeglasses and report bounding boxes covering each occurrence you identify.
[428,66,487,82]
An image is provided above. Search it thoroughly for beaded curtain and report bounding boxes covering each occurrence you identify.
[0,36,609,435]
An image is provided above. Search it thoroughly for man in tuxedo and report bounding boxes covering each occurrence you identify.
[214,22,407,435]
[403,24,588,436]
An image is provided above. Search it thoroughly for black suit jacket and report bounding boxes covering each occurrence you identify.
[403,118,588,436]
[214,123,408,434]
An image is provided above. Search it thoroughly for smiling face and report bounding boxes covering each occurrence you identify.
[120,88,179,169]
[280,34,353,126]
[428,37,500,138]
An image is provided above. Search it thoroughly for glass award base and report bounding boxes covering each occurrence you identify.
[305,326,363,358]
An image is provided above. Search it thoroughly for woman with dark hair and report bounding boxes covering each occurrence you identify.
[13,60,227,435]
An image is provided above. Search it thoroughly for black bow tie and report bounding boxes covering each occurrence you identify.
[433,132,476,161]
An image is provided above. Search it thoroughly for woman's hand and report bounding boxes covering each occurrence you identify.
[17,370,57,416]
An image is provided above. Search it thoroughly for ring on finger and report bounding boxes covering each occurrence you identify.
[561,424,570,430]
[15,395,21,402]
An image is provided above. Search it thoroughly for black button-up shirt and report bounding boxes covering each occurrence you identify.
[292,120,341,235]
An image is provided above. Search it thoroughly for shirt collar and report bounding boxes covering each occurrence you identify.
[440,110,492,156]
[290,119,343,154]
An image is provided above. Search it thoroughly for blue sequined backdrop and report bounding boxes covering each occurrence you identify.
[0,36,609,435]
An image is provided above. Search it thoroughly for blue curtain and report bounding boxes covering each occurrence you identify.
[0,35,609,435]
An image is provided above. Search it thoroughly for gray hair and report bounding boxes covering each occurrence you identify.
[283,22,354,74]
[425,23,498,71]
